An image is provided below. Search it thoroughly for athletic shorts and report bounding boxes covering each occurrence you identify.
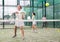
[32,21,36,25]
[15,20,24,27]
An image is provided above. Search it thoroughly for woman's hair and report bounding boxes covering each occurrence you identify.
[43,15,46,17]
[32,12,35,16]
[17,5,22,9]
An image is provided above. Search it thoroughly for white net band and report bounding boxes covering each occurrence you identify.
[0,19,60,22]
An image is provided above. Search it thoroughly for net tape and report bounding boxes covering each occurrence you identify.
[0,20,60,22]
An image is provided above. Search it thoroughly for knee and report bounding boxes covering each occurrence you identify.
[15,26,17,28]
[20,26,24,30]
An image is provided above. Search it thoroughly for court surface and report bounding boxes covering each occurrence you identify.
[0,27,60,42]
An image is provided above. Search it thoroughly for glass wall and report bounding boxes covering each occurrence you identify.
[3,0,17,28]
[0,0,3,28]
[54,0,60,28]
[46,0,53,28]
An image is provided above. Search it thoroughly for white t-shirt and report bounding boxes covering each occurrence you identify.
[42,17,46,20]
[32,15,36,25]
[42,17,46,22]
[32,15,36,20]
[15,10,26,27]
[15,10,25,20]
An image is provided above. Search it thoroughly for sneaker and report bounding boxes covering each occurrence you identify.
[22,37,25,40]
[12,35,16,38]
[34,30,37,33]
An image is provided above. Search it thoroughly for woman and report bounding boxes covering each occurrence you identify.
[12,5,25,40]
[32,13,37,32]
